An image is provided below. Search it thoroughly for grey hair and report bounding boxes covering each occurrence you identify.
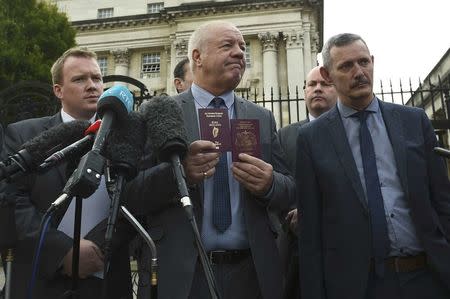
[187,20,238,72]
[321,33,369,70]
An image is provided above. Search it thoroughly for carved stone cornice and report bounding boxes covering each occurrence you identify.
[72,0,309,32]
[258,32,279,52]
[284,31,303,49]
[111,48,130,65]
[311,31,320,52]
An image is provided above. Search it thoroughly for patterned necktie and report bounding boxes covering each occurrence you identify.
[210,97,232,232]
[354,110,390,278]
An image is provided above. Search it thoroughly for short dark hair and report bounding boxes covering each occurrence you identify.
[173,57,190,80]
[322,33,368,70]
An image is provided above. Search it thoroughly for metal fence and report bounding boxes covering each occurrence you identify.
[1,76,449,130]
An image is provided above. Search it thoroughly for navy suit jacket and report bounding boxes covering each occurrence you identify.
[296,100,450,299]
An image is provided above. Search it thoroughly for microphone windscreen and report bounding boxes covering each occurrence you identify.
[104,111,146,180]
[22,120,91,167]
[97,85,134,123]
[139,95,188,162]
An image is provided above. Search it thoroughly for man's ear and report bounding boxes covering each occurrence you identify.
[192,49,201,67]
[53,84,62,99]
[320,66,332,83]
[174,78,182,92]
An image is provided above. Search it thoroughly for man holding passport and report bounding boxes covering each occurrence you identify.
[134,21,294,299]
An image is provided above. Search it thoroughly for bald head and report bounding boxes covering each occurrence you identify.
[304,66,338,118]
[188,21,246,95]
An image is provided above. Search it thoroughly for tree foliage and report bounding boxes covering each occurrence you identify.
[0,0,76,90]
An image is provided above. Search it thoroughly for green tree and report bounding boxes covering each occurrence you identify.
[0,0,76,90]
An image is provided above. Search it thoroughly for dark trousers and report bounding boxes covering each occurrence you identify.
[366,266,450,299]
[188,256,262,299]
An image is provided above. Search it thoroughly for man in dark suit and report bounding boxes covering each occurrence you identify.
[297,33,450,299]
[173,57,193,94]
[1,48,133,298]
[277,66,337,298]
[130,21,294,299]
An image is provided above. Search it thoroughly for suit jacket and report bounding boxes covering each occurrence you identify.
[278,119,308,177]
[130,90,295,299]
[1,113,133,299]
[296,100,450,299]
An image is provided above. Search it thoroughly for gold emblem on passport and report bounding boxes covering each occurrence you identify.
[212,126,219,138]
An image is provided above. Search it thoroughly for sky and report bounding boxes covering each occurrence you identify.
[323,0,449,95]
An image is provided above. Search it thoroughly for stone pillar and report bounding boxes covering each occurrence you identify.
[311,31,320,68]
[174,38,188,62]
[164,45,173,95]
[303,23,312,74]
[284,30,307,122]
[111,48,130,77]
[258,32,279,100]
[258,32,280,125]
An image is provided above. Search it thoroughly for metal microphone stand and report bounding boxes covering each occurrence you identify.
[120,206,158,299]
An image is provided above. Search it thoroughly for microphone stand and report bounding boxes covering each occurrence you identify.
[0,194,17,299]
[170,155,220,299]
[119,206,158,299]
[69,196,83,299]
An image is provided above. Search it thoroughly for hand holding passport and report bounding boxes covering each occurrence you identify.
[198,108,261,161]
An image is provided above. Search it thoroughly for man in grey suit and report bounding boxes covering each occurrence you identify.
[297,33,450,299]
[277,66,337,298]
[130,21,294,299]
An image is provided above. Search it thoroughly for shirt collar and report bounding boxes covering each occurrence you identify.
[191,83,234,109]
[337,95,379,118]
[60,109,96,124]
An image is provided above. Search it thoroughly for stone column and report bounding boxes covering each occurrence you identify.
[164,45,173,95]
[284,30,307,122]
[258,32,279,100]
[111,48,130,76]
[303,23,312,74]
[311,31,320,68]
[174,38,188,62]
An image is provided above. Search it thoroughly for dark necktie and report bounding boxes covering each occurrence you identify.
[354,110,390,278]
[210,97,231,232]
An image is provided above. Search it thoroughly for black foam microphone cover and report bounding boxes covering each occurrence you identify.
[104,111,146,180]
[139,95,188,162]
[22,120,91,167]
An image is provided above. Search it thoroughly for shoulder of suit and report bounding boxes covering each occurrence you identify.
[6,113,59,131]
[278,120,307,134]
[379,100,424,116]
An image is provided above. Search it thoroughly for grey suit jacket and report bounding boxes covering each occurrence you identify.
[132,90,295,299]
[2,113,133,299]
[296,100,450,299]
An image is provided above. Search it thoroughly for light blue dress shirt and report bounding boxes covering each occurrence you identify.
[191,83,250,251]
[337,97,423,256]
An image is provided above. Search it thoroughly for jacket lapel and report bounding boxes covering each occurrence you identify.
[379,101,409,198]
[325,107,368,211]
[44,113,67,184]
[179,90,200,143]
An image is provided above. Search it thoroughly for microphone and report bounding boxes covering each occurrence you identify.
[61,85,134,199]
[0,120,90,182]
[39,120,101,170]
[139,95,192,210]
[102,111,146,287]
[434,147,450,159]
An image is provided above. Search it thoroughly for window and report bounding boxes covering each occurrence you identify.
[98,57,108,76]
[97,8,113,19]
[147,2,164,13]
[141,53,161,78]
[245,42,251,68]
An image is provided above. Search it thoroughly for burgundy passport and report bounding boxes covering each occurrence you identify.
[198,108,231,152]
[231,119,261,162]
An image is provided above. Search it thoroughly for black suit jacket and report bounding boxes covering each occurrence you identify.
[296,100,450,299]
[2,113,133,299]
[130,90,295,299]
